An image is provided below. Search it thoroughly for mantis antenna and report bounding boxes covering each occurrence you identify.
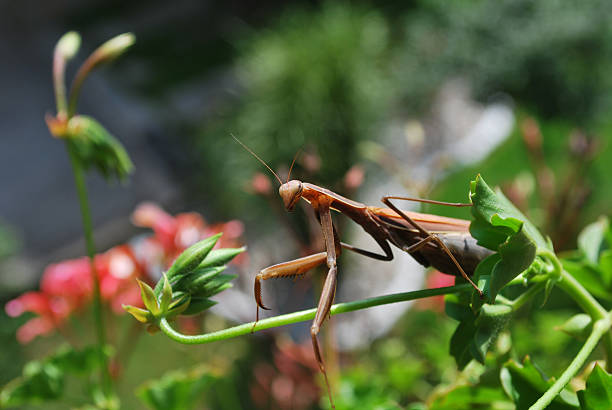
[286,147,303,183]
[231,134,283,186]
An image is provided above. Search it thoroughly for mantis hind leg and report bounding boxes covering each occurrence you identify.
[381,196,483,297]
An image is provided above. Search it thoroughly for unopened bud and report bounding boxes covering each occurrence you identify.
[92,33,135,66]
[55,31,81,61]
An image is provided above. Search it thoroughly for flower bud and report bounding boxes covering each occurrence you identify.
[90,33,135,67]
[55,31,81,61]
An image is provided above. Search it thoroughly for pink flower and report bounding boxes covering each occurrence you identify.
[6,202,246,343]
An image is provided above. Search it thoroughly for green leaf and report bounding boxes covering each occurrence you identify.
[198,247,245,268]
[66,115,134,181]
[174,266,226,291]
[164,234,221,283]
[449,312,478,370]
[123,305,153,323]
[500,357,578,409]
[471,304,512,364]
[469,175,542,301]
[557,314,593,341]
[578,217,609,265]
[488,225,537,301]
[188,274,236,298]
[471,253,501,310]
[598,250,612,287]
[430,384,512,410]
[138,279,160,316]
[166,295,191,319]
[470,175,549,251]
[562,259,612,302]
[160,274,173,312]
[445,292,474,322]
[0,345,109,407]
[181,298,217,316]
[577,364,612,409]
[448,292,512,369]
[137,366,216,410]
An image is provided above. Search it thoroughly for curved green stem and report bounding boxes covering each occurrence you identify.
[536,248,612,395]
[159,284,473,344]
[66,143,110,394]
[509,281,546,311]
[530,315,612,410]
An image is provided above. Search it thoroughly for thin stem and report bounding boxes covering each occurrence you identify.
[530,315,612,410]
[53,52,68,116]
[541,247,612,372]
[66,143,110,393]
[158,284,472,344]
[68,57,96,117]
[510,282,546,311]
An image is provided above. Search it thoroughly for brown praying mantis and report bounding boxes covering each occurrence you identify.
[234,137,493,408]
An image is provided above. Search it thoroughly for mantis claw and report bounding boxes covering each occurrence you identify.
[254,275,271,310]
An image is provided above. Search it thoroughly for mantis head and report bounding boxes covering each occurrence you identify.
[279,180,303,211]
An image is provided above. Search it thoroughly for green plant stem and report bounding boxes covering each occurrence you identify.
[66,143,110,394]
[509,282,546,311]
[538,249,612,368]
[530,314,612,410]
[158,284,472,344]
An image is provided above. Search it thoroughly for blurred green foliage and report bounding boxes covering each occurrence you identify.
[398,0,612,123]
[193,2,396,217]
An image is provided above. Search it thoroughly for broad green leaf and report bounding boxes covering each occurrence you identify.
[469,176,545,301]
[137,366,216,410]
[448,299,512,370]
[469,175,549,251]
[501,357,578,409]
[577,217,609,265]
[430,384,512,410]
[488,225,537,301]
[577,364,612,409]
[445,292,474,322]
[449,312,478,370]
[471,304,512,364]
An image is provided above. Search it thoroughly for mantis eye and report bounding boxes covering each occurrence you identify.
[279,180,303,210]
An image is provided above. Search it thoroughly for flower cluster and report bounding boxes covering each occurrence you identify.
[5,203,245,343]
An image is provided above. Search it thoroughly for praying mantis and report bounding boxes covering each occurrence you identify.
[234,137,493,408]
